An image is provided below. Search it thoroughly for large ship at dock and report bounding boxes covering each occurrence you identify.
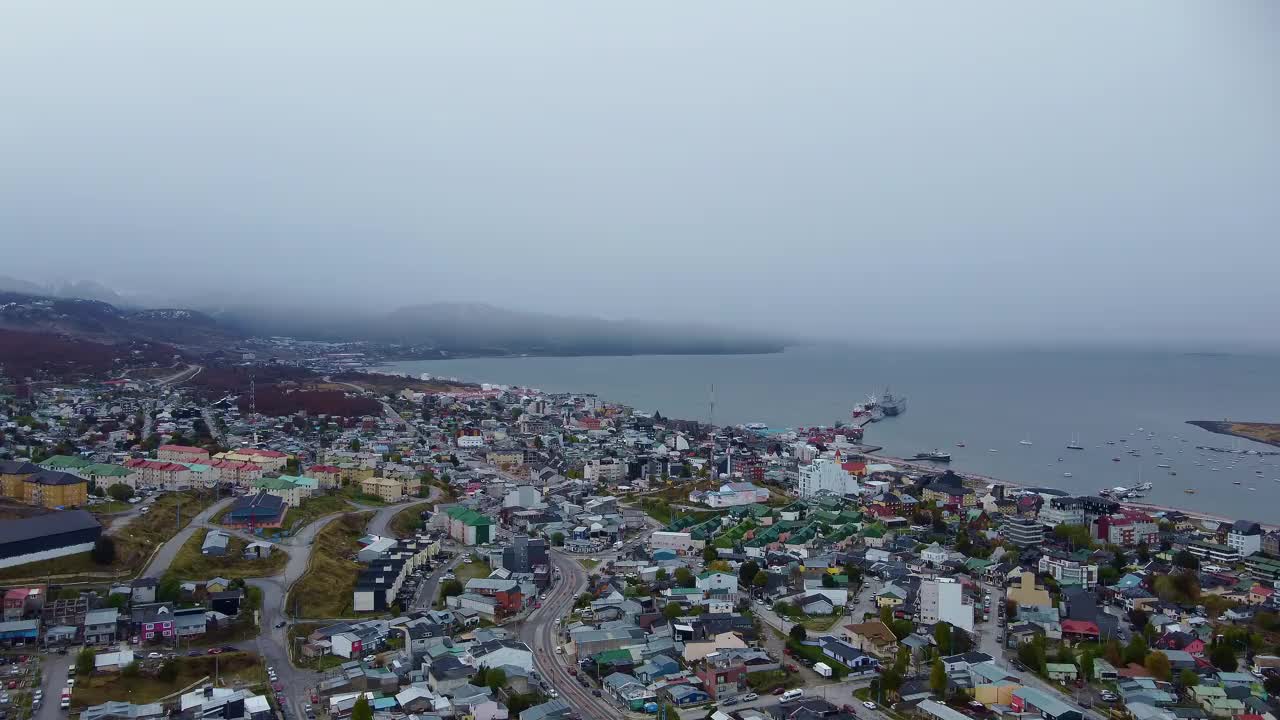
[880,388,906,416]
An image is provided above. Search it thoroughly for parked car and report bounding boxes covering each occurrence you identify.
[147,653,164,660]
[742,693,758,702]
[863,701,877,709]
[207,648,223,655]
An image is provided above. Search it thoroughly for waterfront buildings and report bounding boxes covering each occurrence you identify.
[798,457,859,499]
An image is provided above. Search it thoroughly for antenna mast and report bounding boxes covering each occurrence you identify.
[250,373,258,446]
[708,384,715,481]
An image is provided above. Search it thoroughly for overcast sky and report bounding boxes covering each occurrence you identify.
[2,2,1277,348]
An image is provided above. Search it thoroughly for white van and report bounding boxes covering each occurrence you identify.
[780,689,803,703]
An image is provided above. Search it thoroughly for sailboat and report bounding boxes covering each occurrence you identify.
[1019,435,1033,446]
[1067,433,1084,450]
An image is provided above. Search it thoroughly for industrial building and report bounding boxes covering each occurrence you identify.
[0,509,102,569]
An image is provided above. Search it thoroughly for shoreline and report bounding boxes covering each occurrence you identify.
[860,448,1277,530]
[365,366,1257,528]
[1186,420,1280,450]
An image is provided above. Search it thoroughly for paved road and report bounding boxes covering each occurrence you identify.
[364,486,441,538]
[36,653,69,720]
[520,550,621,719]
[141,497,235,578]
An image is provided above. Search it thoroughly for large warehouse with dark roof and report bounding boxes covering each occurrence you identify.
[0,509,102,569]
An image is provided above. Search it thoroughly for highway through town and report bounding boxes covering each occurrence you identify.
[520,550,623,719]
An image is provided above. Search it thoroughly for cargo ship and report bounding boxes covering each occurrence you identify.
[880,388,906,416]
[910,450,952,462]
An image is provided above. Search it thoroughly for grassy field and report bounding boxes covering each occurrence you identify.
[282,495,353,533]
[0,490,213,582]
[453,554,492,584]
[166,529,289,580]
[579,559,600,570]
[71,652,266,707]
[389,501,433,537]
[286,512,373,618]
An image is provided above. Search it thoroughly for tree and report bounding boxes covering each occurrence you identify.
[1079,650,1094,683]
[91,536,116,565]
[122,661,140,678]
[158,660,178,683]
[822,573,836,588]
[930,658,947,695]
[1136,542,1151,563]
[789,624,807,642]
[157,575,182,603]
[739,561,760,588]
[1145,651,1171,681]
[1209,642,1238,671]
[752,570,768,592]
[1103,638,1124,667]
[1179,669,1200,688]
[1124,635,1149,666]
[934,622,952,654]
[107,483,134,502]
[485,667,506,692]
[351,695,373,720]
[76,648,96,676]
[1174,550,1200,570]
[350,438,361,452]
[1264,676,1280,697]
[674,567,694,588]
[703,545,718,563]
[662,603,683,620]
[655,568,668,582]
[440,579,463,598]
[550,532,564,547]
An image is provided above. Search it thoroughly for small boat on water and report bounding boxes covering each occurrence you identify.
[955,442,966,448]
[1063,472,1073,477]
[988,449,998,453]
[1185,489,1196,494]
[1112,457,1121,462]
[1156,464,1171,469]
[1067,433,1084,450]
[1233,481,1242,485]
[1019,435,1033,446]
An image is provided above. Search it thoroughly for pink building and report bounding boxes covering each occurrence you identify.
[156,444,210,464]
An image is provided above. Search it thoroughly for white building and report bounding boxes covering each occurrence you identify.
[1037,555,1100,588]
[920,543,949,567]
[1228,521,1263,558]
[695,571,737,593]
[457,435,484,449]
[798,458,859,499]
[503,485,545,510]
[584,459,627,484]
[650,531,696,554]
[919,579,973,633]
[693,482,770,508]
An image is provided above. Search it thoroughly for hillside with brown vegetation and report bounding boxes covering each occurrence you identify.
[0,328,178,381]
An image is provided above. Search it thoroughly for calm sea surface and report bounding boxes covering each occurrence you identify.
[383,345,1280,521]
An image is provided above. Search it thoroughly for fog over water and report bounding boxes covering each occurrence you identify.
[2,2,1278,349]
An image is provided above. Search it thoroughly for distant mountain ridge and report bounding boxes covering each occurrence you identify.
[0,291,242,347]
[219,301,785,356]
[0,285,784,357]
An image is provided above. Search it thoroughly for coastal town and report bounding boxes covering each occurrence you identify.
[2,352,1280,720]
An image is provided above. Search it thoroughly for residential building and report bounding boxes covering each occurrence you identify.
[157,445,211,464]
[1006,571,1052,608]
[305,465,343,489]
[1038,554,1099,588]
[1097,509,1158,547]
[919,579,974,633]
[1186,540,1240,565]
[21,470,88,508]
[1227,521,1263,558]
[502,535,547,574]
[209,458,263,486]
[1039,497,1086,527]
[213,449,289,473]
[583,459,626,483]
[123,458,192,489]
[842,620,900,659]
[360,476,420,503]
[202,531,230,556]
[255,476,313,507]
[798,458,859,499]
[83,608,119,645]
[1000,516,1045,549]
